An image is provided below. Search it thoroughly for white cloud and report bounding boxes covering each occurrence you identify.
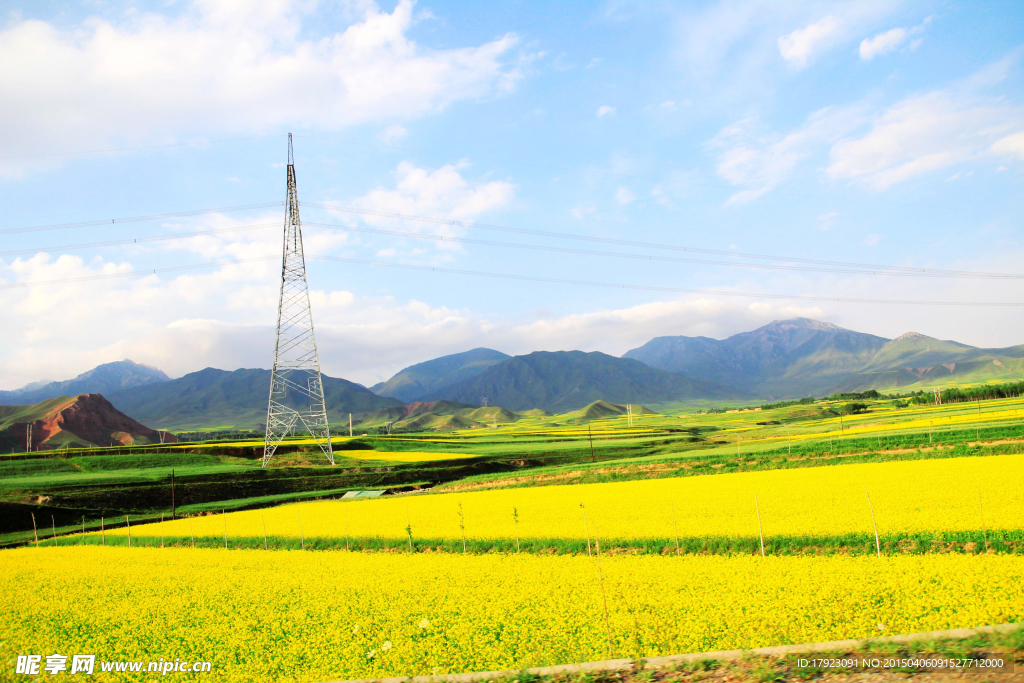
[778,15,842,68]
[614,187,637,205]
[379,125,409,145]
[992,132,1024,160]
[817,212,839,230]
[859,18,930,61]
[355,161,514,223]
[0,0,524,178]
[571,205,596,220]
[597,105,617,117]
[708,104,865,203]
[859,27,907,60]
[313,161,515,256]
[9,243,1024,393]
[710,55,1024,198]
[827,90,1024,189]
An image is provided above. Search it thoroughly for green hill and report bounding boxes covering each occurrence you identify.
[106,368,402,431]
[0,394,175,451]
[562,400,658,422]
[370,348,510,402]
[358,400,517,431]
[624,318,1024,398]
[420,350,736,412]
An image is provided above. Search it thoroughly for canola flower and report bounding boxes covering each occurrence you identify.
[116,453,1024,544]
[1,547,1020,682]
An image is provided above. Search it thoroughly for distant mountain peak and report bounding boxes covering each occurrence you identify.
[763,317,844,331]
[371,348,510,402]
[892,332,929,342]
[1,359,171,406]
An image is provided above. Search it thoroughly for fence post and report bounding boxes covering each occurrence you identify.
[865,487,881,557]
[672,503,680,555]
[458,502,466,553]
[513,507,520,553]
[592,519,613,660]
[978,486,989,552]
[580,503,592,556]
[755,495,765,558]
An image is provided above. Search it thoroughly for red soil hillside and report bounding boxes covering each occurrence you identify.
[2,394,178,450]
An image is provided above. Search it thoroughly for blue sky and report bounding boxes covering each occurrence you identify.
[1,0,1023,388]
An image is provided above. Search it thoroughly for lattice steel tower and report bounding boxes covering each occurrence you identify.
[263,134,334,467]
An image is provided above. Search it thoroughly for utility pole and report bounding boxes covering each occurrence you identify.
[26,424,31,453]
[482,397,488,407]
[348,413,352,438]
[263,134,333,467]
[171,469,175,519]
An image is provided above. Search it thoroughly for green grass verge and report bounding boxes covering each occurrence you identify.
[41,529,1024,556]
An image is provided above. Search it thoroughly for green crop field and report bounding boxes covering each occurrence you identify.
[3,393,1024,548]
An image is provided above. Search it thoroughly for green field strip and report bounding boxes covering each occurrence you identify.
[41,529,1024,556]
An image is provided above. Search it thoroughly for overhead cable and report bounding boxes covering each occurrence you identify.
[306,256,1024,307]
[302,202,1015,279]
[0,257,277,290]
[0,202,284,236]
[5,253,1022,306]
[0,223,279,258]
[302,221,1024,281]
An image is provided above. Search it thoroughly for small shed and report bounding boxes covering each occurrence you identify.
[341,490,387,499]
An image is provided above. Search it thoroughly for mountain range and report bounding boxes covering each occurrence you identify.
[0,360,168,406]
[416,350,733,411]
[370,348,510,402]
[104,368,401,431]
[6,318,1024,432]
[623,318,1024,398]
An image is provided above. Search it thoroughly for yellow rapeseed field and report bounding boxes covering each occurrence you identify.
[118,453,1024,543]
[1,548,1021,682]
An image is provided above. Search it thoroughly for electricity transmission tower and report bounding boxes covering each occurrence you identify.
[263,134,333,467]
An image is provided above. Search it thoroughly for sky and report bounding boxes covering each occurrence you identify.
[1,0,1023,389]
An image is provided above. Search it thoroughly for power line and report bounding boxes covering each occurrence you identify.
[7,213,1022,282]
[6,199,1012,281]
[305,256,1024,307]
[0,257,277,290]
[0,202,283,236]
[302,221,1024,281]
[5,252,1021,306]
[0,222,279,258]
[0,134,286,161]
[301,203,1016,279]
[293,134,943,211]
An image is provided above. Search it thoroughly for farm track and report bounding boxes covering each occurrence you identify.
[331,623,1023,683]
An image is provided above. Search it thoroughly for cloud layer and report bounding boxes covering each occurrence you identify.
[0,0,524,177]
[710,56,1024,200]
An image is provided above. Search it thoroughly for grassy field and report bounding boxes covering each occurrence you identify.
[4,393,1024,548]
